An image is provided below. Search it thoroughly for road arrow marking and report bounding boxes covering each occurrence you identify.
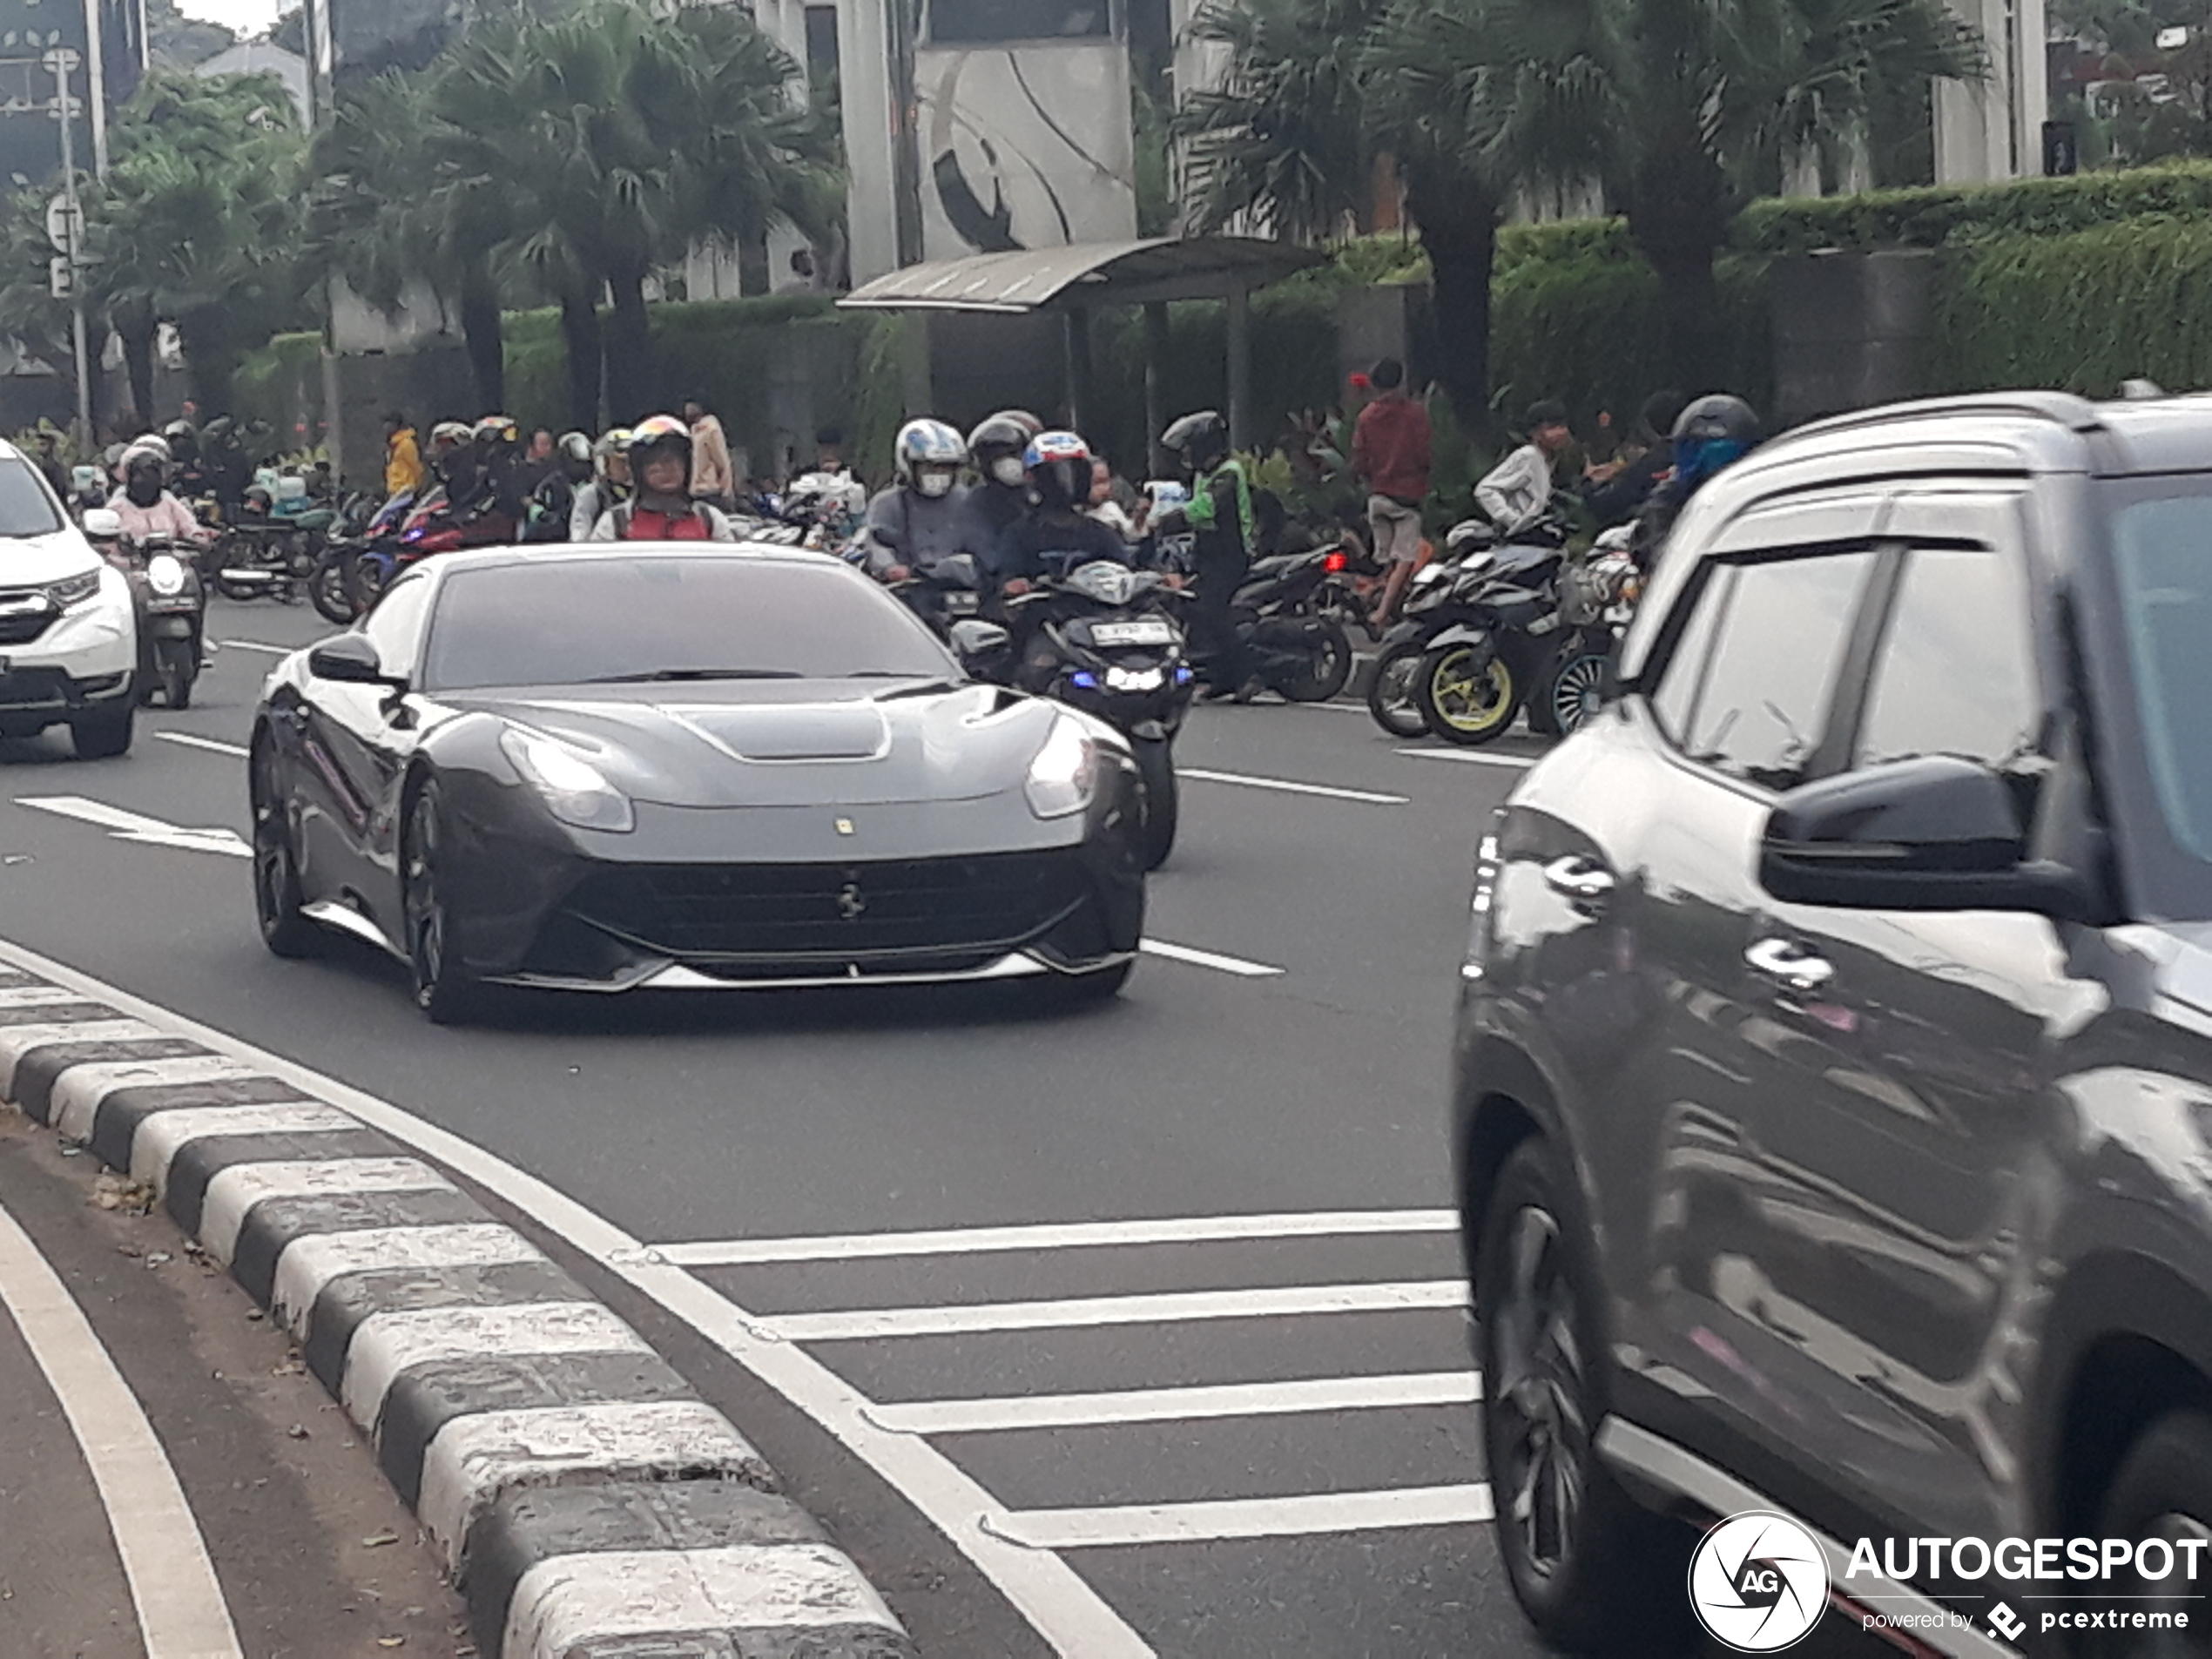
[16,795,251,859]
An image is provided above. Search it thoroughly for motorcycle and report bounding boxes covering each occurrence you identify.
[307,490,399,624]
[1224,547,1357,702]
[1527,531,1640,738]
[85,511,206,710]
[957,553,1195,871]
[1410,530,1568,746]
[887,552,991,641]
[347,493,514,615]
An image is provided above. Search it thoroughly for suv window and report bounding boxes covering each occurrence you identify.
[1669,550,1877,792]
[1856,547,2039,771]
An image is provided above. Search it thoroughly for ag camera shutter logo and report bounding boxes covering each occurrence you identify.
[1688,1511,1831,1652]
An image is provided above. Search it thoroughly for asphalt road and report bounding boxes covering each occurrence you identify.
[0,596,1887,1659]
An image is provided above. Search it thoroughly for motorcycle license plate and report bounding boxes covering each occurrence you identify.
[943,592,980,615]
[1091,617,1176,646]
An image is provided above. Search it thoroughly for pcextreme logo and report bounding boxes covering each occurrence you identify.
[1688,1511,1831,1652]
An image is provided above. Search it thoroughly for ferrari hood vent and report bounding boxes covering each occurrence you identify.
[672,703,889,761]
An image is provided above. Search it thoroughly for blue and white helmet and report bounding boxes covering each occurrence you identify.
[894,418,968,488]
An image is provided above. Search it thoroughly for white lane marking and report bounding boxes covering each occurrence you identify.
[0,985,94,1008]
[199,1157,456,1267]
[51,1056,266,1143]
[270,1223,545,1340]
[0,1020,168,1097]
[419,1400,766,1572]
[867,1371,1482,1434]
[128,1102,354,1190]
[0,1199,244,1658]
[343,1301,651,1429]
[1178,767,1407,806]
[763,1280,1469,1343]
[1138,938,1284,978]
[989,1483,1494,1549]
[652,1208,1456,1266]
[15,796,251,859]
[212,639,291,656]
[0,941,1158,1659]
[1395,747,1535,771]
[154,732,251,759]
[506,1545,903,1656]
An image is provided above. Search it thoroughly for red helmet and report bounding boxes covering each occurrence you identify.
[1023,430,1091,510]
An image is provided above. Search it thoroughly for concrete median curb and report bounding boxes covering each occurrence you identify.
[0,972,914,1659]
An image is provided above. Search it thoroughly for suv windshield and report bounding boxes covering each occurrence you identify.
[0,455,63,540]
[2109,487,2212,875]
[421,554,956,691]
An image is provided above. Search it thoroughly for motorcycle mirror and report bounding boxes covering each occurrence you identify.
[948,618,1010,669]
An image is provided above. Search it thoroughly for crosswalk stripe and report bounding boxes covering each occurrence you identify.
[650,1208,1456,1266]
[760,1280,1468,1343]
[989,1483,1494,1548]
[866,1371,1481,1434]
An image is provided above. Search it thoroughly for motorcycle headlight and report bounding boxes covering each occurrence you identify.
[46,569,99,609]
[1024,717,1096,819]
[146,554,186,597]
[1104,664,1165,692]
[499,727,635,833]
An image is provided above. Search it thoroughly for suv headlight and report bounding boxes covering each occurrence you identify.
[500,727,635,833]
[46,570,99,609]
[1024,717,1096,819]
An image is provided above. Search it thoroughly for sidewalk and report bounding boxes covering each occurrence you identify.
[0,1113,469,1659]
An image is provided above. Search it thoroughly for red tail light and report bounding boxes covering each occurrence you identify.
[1323,550,1348,573]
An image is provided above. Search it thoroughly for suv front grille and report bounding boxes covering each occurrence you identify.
[0,592,56,645]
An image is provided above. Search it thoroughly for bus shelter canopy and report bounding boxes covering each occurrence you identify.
[837,236,1325,314]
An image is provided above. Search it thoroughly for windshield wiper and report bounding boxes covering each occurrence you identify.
[583,668,806,683]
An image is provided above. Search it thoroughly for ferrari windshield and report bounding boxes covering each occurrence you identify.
[0,455,63,539]
[421,554,955,691]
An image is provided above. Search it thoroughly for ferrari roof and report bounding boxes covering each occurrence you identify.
[837,237,1325,314]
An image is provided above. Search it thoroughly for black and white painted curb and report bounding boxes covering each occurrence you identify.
[0,970,915,1659]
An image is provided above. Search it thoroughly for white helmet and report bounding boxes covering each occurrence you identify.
[894,418,967,493]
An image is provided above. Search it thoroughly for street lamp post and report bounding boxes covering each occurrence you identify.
[46,48,91,449]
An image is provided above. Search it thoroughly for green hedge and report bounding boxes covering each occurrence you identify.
[1736,159,2212,253]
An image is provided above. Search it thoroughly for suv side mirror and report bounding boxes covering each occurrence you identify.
[308,633,401,689]
[1760,754,2090,918]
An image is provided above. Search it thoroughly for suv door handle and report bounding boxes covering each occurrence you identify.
[1745,936,1835,995]
[1542,855,1615,907]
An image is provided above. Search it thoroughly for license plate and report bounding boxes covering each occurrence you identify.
[1091,618,1176,646]
[943,591,980,614]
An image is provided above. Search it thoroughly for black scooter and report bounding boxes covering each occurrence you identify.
[86,514,206,711]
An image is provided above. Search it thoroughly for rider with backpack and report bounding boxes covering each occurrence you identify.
[587,416,738,542]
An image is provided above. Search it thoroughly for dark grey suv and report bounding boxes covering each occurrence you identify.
[1454,392,2212,1656]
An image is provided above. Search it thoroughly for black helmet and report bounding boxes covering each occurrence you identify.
[1670,395,1761,498]
[967,414,1031,461]
[1160,409,1229,475]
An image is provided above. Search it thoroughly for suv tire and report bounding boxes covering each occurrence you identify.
[1477,1137,1692,1656]
[2088,1409,2212,1657]
[70,698,134,759]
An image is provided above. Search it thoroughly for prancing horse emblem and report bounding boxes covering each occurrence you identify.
[837,881,867,921]
[834,816,855,836]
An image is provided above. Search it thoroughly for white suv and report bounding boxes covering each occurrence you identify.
[0,443,136,758]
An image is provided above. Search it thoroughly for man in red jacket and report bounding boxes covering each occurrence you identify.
[1351,357,1433,630]
[589,416,737,541]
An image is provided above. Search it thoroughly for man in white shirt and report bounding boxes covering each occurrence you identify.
[1475,399,1574,536]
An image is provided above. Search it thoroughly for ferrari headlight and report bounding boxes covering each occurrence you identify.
[500,727,634,833]
[146,554,186,597]
[46,569,99,609]
[1024,716,1096,819]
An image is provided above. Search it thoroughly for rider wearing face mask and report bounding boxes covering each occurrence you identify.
[861,419,973,582]
[964,411,1040,555]
[109,442,211,544]
[988,430,1130,593]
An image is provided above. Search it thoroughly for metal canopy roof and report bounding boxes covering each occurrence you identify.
[837,236,1325,314]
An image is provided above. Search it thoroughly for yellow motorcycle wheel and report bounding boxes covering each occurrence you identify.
[1420,644,1521,745]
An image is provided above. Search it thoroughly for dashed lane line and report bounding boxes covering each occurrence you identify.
[988,1484,1496,1549]
[1178,768,1407,806]
[0,1198,244,1658]
[865,1372,1481,1434]
[650,1208,1456,1266]
[155,732,251,759]
[759,1279,1469,1343]
[211,639,291,656]
[1395,747,1536,771]
[1138,939,1284,978]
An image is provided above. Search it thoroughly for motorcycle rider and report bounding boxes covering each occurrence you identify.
[860,418,974,582]
[109,441,212,547]
[467,414,535,524]
[964,412,1039,554]
[570,427,631,540]
[527,431,593,540]
[1474,399,1573,536]
[589,415,738,541]
[988,430,1130,594]
[1631,394,1762,572]
[1157,409,1257,700]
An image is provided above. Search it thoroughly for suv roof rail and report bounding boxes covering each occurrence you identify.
[1782,391,2107,442]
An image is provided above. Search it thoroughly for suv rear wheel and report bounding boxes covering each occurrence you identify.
[2089,1409,2212,1657]
[1478,1137,1690,1655]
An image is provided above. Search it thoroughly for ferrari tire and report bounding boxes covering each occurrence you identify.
[252,742,320,959]
[1366,637,1429,738]
[70,698,133,759]
[1420,641,1521,746]
[1271,618,1354,702]
[402,780,485,1024]
[1133,739,1177,871]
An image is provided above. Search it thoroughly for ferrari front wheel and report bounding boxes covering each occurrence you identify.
[402,780,484,1024]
